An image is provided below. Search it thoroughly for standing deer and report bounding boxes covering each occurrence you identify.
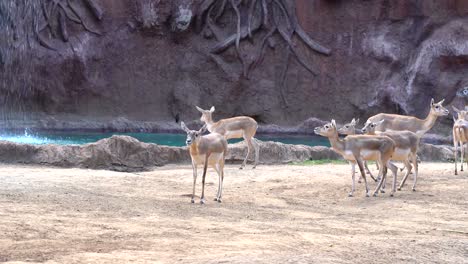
[452,106,468,175]
[337,118,376,181]
[364,98,449,137]
[314,120,398,197]
[196,106,259,169]
[364,98,448,175]
[361,120,420,191]
[181,122,228,204]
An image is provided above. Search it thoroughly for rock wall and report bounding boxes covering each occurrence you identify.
[0,135,453,172]
[0,136,340,171]
[1,0,468,134]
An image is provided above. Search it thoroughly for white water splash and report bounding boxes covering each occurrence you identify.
[0,129,53,145]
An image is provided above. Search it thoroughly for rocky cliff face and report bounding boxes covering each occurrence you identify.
[1,0,467,134]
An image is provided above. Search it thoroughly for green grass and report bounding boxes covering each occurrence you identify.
[290,159,348,166]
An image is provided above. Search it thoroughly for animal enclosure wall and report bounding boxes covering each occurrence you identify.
[1,0,467,133]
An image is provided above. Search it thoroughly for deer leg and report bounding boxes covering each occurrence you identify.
[252,138,260,169]
[355,157,369,197]
[357,168,362,184]
[349,162,356,197]
[463,143,468,170]
[380,165,387,193]
[240,136,253,169]
[191,161,198,203]
[218,158,225,203]
[363,161,376,182]
[461,142,465,172]
[454,138,458,175]
[407,157,413,175]
[411,153,418,191]
[386,161,398,196]
[398,156,413,191]
[373,159,386,196]
[213,163,221,201]
[200,154,210,204]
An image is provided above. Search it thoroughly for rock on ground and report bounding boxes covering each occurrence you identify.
[0,135,456,172]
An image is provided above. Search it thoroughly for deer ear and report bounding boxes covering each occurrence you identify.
[331,119,336,128]
[351,118,355,124]
[438,99,445,105]
[199,124,207,134]
[195,106,204,113]
[453,106,461,114]
[376,119,385,126]
[210,106,215,112]
[355,118,360,125]
[431,98,435,106]
[181,121,190,132]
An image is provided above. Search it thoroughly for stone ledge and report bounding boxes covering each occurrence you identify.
[0,136,454,172]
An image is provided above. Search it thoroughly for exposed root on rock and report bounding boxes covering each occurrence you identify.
[195,0,331,84]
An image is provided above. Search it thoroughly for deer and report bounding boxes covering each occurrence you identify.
[337,118,376,181]
[361,120,420,191]
[196,106,259,169]
[338,118,379,183]
[314,120,398,197]
[364,98,448,174]
[452,106,468,175]
[364,98,449,137]
[181,122,228,204]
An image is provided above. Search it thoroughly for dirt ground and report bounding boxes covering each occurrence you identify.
[0,163,466,264]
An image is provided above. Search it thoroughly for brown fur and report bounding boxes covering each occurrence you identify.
[189,133,228,157]
[452,112,468,175]
[314,120,398,197]
[181,122,228,204]
[196,106,259,168]
[361,120,420,191]
[209,116,258,138]
[366,99,449,137]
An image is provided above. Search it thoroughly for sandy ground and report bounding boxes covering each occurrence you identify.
[0,163,466,264]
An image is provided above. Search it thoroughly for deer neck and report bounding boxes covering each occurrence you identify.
[422,110,438,133]
[327,132,346,154]
[204,115,216,132]
[189,143,199,156]
[189,137,207,156]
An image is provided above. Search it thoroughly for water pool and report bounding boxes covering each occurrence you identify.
[0,130,330,147]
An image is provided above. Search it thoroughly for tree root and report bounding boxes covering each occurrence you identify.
[67,0,102,35]
[84,0,103,21]
[279,47,291,107]
[58,9,68,42]
[210,20,262,54]
[36,30,56,51]
[214,0,227,22]
[35,0,104,50]
[248,25,277,78]
[230,0,241,50]
[247,0,258,39]
[278,27,318,76]
[196,0,331,79]
[261,0,269,27]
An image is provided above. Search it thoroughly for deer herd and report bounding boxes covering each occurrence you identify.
[181,99,464,204]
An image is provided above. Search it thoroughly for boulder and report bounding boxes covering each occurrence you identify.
[0,136,455,171]
[418,143,454,162]
[0,136,190,172]
[0,136,339,171]
[227,141,340,165]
